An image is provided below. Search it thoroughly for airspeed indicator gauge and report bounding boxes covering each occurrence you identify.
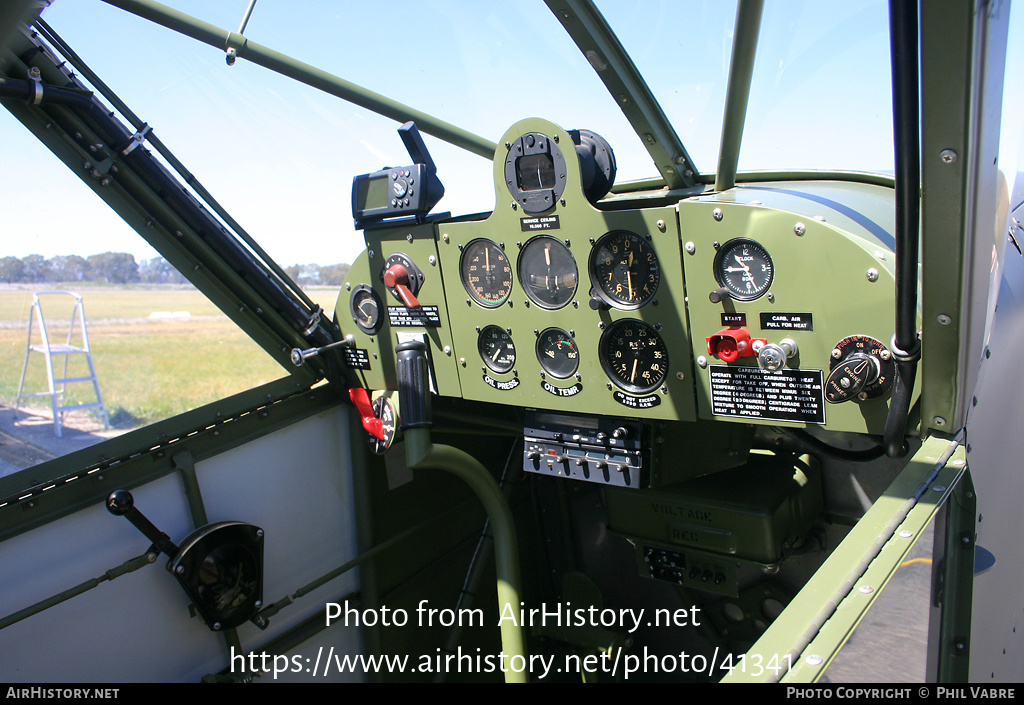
[460,239,513,308]
[713,238,774,301]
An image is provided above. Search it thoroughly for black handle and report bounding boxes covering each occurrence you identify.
[395,340,432,430]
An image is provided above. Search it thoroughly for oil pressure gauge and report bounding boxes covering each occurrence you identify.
[713,238,774,301]
[478,325,516,374]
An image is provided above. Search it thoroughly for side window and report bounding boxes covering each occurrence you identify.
[0,265,293,475]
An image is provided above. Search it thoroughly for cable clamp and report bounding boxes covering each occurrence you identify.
[122,123,152,156]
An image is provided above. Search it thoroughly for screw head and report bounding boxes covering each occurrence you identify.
[712,208,723,222]
[696,356,708,368]
[866,268,879,282]
[937,314,952,325]
[940,149,958,164]
[794,222,805,236]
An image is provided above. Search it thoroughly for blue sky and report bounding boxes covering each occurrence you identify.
[0,1,1021,268]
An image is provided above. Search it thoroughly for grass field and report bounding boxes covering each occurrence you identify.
[1,284,340,429]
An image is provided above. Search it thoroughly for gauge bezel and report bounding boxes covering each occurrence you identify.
[349,283,384,335]
[478,324,517,374]
[518,235,578,310]
[599,319,669,395]
[460,239,513,308]
[536,327,580,379]
[504,132,567,213]
[712,238,774,302]
[589,230,660,310]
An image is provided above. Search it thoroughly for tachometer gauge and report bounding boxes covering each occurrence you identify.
[536,327,579,378]
[713,238,774,301]
[460,239,513,308]
[478,325,516,374]
[590,230,660,309]
[600,319,669,395]
[349,284,384,335]
[519,236,578,309]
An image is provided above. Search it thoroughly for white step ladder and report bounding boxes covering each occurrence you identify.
[15,291,110,438]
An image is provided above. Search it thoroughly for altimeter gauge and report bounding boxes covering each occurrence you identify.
[712,238,774,301]
[590,230,660,309]
[461,239,513,308]
[599,319,669,395]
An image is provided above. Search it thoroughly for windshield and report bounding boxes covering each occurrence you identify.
[0,1,900,271]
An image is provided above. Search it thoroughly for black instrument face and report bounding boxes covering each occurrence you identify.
[349,284,384,335]
[590,230,660,309]
[519,236,578,309]
[713,238,774,301]
[600,319,669,395]
[460,239,513,308]
[369,396,396,454]
[478,325,516,374]
[536,327,579,379]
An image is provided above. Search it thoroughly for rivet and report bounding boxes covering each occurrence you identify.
[899,530,913,538]
[443,346,452,355]
[858,585,874,594]
[805,655,823,666]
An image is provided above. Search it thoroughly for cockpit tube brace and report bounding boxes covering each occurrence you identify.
[397,341,527,683]
[885,0,922,458]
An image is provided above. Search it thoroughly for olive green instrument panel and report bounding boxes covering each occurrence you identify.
[336,118,903,439]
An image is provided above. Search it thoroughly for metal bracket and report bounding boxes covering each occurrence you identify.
[121,122,152,156]
[26,67,43,105]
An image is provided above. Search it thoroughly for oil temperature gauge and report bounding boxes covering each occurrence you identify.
[478,325,516,374]
[536,328,579,379]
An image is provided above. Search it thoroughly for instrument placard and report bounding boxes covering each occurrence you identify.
[708,365,825,424]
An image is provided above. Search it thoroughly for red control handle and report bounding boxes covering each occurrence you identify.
[348,388,384,440]
[706,328,766,363]
[383,264,421,309]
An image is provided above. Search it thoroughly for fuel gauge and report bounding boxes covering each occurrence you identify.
[349,284,384,335]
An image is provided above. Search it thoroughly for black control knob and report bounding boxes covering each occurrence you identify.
[825,353,881,403]
[106,489,178,557]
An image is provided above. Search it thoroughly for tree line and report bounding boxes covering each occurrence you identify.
[0,253,350,287]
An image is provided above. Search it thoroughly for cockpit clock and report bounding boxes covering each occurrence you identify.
[712,238,774,301]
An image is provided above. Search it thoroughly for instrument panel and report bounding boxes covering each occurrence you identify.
[336,117,903,479]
